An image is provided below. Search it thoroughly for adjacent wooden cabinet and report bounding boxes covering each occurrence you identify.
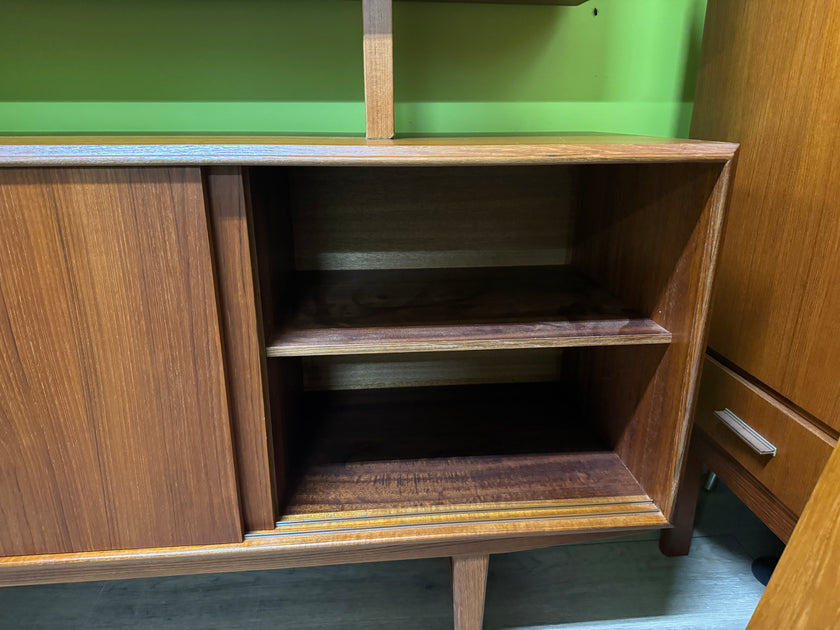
[0,135,736,628]
[662,0,840,555]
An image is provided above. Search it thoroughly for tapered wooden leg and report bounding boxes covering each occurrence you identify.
[451,554,489,630]
[659,438,704,556]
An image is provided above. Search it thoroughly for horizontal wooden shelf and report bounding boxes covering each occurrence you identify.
[267,266,671,356]
[0,134,739,166]
[281,383,652,522]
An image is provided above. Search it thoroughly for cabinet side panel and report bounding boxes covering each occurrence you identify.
[204,167,276,531]
[0,168,242,556]
[573,161,732,516]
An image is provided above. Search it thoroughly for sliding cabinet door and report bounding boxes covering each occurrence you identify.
[0,168,242,556]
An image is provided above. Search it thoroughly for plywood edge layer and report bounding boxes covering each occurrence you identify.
[0,509,667,587]
[267,331,672,356]
[257,497,660,536]
[273,494,656,522]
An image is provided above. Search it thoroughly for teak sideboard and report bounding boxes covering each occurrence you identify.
[0,134,737,628]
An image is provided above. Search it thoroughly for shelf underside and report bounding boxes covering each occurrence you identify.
[268,266,671,356]
[279,384,656,532]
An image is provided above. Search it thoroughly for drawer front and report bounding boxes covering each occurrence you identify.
[695,357,836,515]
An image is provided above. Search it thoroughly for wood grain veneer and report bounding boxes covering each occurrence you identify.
[286,454,646,515]
[282,382,640,514]
[658,439,703,557]
[0,168,242,556]
[694,0,840,431]
[267,267,671,356]
[451,554,489,630]
[0,137,736,608]
[0,521,664,588]
[694,356,835,515]
[287,165,573,270]
[204,167,277,531]
[747,441,840,629]
[363,0,395,139]
[0,135,738,166]
[573,160,735,518]
[301,349,564,391]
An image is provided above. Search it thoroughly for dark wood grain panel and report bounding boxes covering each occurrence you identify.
[301,349,564,391]
[693,0,840,431]
[0,168,242,556]
[0,134,739,167]
[267,266,671,356]
[573,161,734,517]
[287,453,642,515]
[281,383,641,514]
[204,167,276,531]
[287,165,573,270]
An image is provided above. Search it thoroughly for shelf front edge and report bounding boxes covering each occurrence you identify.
[0,136,739,167]
[267,329,672,357]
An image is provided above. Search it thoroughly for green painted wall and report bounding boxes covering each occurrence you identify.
[0,0,706,136]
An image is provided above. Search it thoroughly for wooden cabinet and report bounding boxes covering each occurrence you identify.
[0,168,243,556]
[0,136,736,629]
[662,0,840,554]
[248,155,734,537]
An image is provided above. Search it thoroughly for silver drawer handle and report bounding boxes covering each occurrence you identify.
[714,408,777,457]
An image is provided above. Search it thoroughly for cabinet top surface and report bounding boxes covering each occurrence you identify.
[0,134,737,166]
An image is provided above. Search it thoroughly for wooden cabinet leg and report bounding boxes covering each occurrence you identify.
[451,554,489,630]
[659,438,704,556]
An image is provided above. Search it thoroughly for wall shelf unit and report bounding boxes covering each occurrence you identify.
[0,5,733,630]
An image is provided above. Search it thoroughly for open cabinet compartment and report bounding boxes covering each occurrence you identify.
[247,159,727,538]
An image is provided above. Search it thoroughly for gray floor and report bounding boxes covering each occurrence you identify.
[0,483,782,629]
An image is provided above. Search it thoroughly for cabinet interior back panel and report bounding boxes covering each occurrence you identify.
[288,166,573,270]
[302,349,564,391]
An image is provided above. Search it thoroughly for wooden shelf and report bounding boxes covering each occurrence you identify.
[267,266,671,356]
[0,134,739,166]
[281,382,652,518]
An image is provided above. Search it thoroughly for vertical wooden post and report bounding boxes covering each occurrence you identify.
[362,0,394,139]
[451,554,490,630]
[659,438,703,556]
